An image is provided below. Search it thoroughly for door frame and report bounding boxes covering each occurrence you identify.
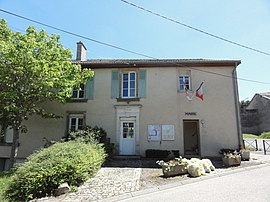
[183,119,201,156]
[119,119,136,155]
[115,105,141,155]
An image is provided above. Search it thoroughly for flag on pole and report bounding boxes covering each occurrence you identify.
[196,82,204,101]
[184,82,192,101]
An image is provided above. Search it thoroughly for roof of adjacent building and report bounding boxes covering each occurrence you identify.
[258,92,270,100]
[72,59,241,68]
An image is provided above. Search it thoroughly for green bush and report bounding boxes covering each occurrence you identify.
[260,132,270,139]
[4,141,106,201]
[66,126,114,157]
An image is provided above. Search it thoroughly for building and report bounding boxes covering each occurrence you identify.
[0,42,242,169]
[241,92,270,135]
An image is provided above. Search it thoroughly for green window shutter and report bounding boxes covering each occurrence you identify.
[111,70,119,98]
[138,69,147,98]
[86,76,94,100]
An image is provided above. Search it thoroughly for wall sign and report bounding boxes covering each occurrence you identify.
[162,125,175,141]
[148,125,161,141]
[185,112,197,116]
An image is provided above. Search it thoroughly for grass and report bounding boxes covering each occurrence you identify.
[0,171,13,202]
[243,134,259,139]
[243,132,270,139]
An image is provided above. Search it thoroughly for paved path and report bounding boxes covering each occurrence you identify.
[118,164,270,202]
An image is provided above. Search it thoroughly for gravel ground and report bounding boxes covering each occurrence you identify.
[105,157,262,190]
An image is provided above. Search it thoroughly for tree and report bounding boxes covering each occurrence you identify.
[0,19,93,169]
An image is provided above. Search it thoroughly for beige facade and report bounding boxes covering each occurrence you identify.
[0,44,242,166]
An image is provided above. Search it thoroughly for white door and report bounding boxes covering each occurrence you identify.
[120,121,135,155]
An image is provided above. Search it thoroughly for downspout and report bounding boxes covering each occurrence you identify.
[232,62,243,149]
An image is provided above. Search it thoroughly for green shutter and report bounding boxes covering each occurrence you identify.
[86,76,94,100]
[111,70,119,98]
[138,69,147,98]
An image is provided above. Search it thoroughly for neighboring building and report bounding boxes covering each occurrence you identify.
[241,92,270,135]
[0,42,242,169]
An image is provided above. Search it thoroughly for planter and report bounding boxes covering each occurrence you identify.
[222,156,241,167]
[240,150,250,161]
[161,164,187,177]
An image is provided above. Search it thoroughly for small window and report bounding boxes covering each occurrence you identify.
[68,114,85,132]
[179,75,190,91]
[0,126,13,143]
[122,72,136,98]
[71,84,85,99]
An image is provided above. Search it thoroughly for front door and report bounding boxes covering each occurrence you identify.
[120,121,136,155]
[183,120,200,156]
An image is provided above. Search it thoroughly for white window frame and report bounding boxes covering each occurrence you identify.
[71,84,85,99]
[122,71,136,98]
[179,75,191,91]
[68,114,85,132]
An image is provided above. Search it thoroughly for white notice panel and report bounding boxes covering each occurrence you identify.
[147,125,161,141]
[162,125,175,141]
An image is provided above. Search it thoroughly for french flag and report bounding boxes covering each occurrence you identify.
[196,82,204,101]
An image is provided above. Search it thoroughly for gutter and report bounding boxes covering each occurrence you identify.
[232,63,243,148]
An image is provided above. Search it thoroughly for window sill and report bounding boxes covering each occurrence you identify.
[116,98,140,102]
[0,143,12,146]
[68,98,88,103]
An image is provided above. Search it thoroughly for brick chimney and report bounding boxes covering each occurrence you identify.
[76,41,87,61]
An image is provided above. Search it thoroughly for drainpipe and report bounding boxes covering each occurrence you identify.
[232,63,243,149]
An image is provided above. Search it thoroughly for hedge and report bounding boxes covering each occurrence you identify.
[4,141,106,201]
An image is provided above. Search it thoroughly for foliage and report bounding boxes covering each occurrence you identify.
[0,171,13,202]
[0,19,93,168]
[242,133,270,139]
[65,126,115,157]
[220,149,241,159]
[242,133,259,139]
[259,132,270,139]
[156,157,189,170]
[4,141,106,201]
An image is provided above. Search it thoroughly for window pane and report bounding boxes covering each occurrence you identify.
[130,80,135,88]
[79,91,84,98]
[123,89,128,97]
[78,118,83,129]
[130,89,135,97]
[123,74,128,80]
[123,81,128,88]
[80,84,85,90]
[130,73,135,80]
[72,91,78,98]
[71,118,76,125]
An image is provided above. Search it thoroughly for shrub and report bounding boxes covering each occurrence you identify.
[4,141,106,201]
[65,126,114,157]
[260,132,270,139]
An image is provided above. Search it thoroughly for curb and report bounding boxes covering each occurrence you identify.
[101,162,269,202]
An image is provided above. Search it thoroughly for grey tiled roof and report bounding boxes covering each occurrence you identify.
[72,59,241,68]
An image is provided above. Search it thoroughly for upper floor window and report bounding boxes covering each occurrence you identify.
[111,69,146,100]
[122,72,136,98]
[68,114,85,132]
[72,84,85,99]
[179,75,190,91]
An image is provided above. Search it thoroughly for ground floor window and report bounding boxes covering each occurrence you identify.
[68,114,85,132]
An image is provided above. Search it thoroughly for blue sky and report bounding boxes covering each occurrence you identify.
[1,0,270,101]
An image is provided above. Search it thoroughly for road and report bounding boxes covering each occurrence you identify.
[119,165,270,202]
